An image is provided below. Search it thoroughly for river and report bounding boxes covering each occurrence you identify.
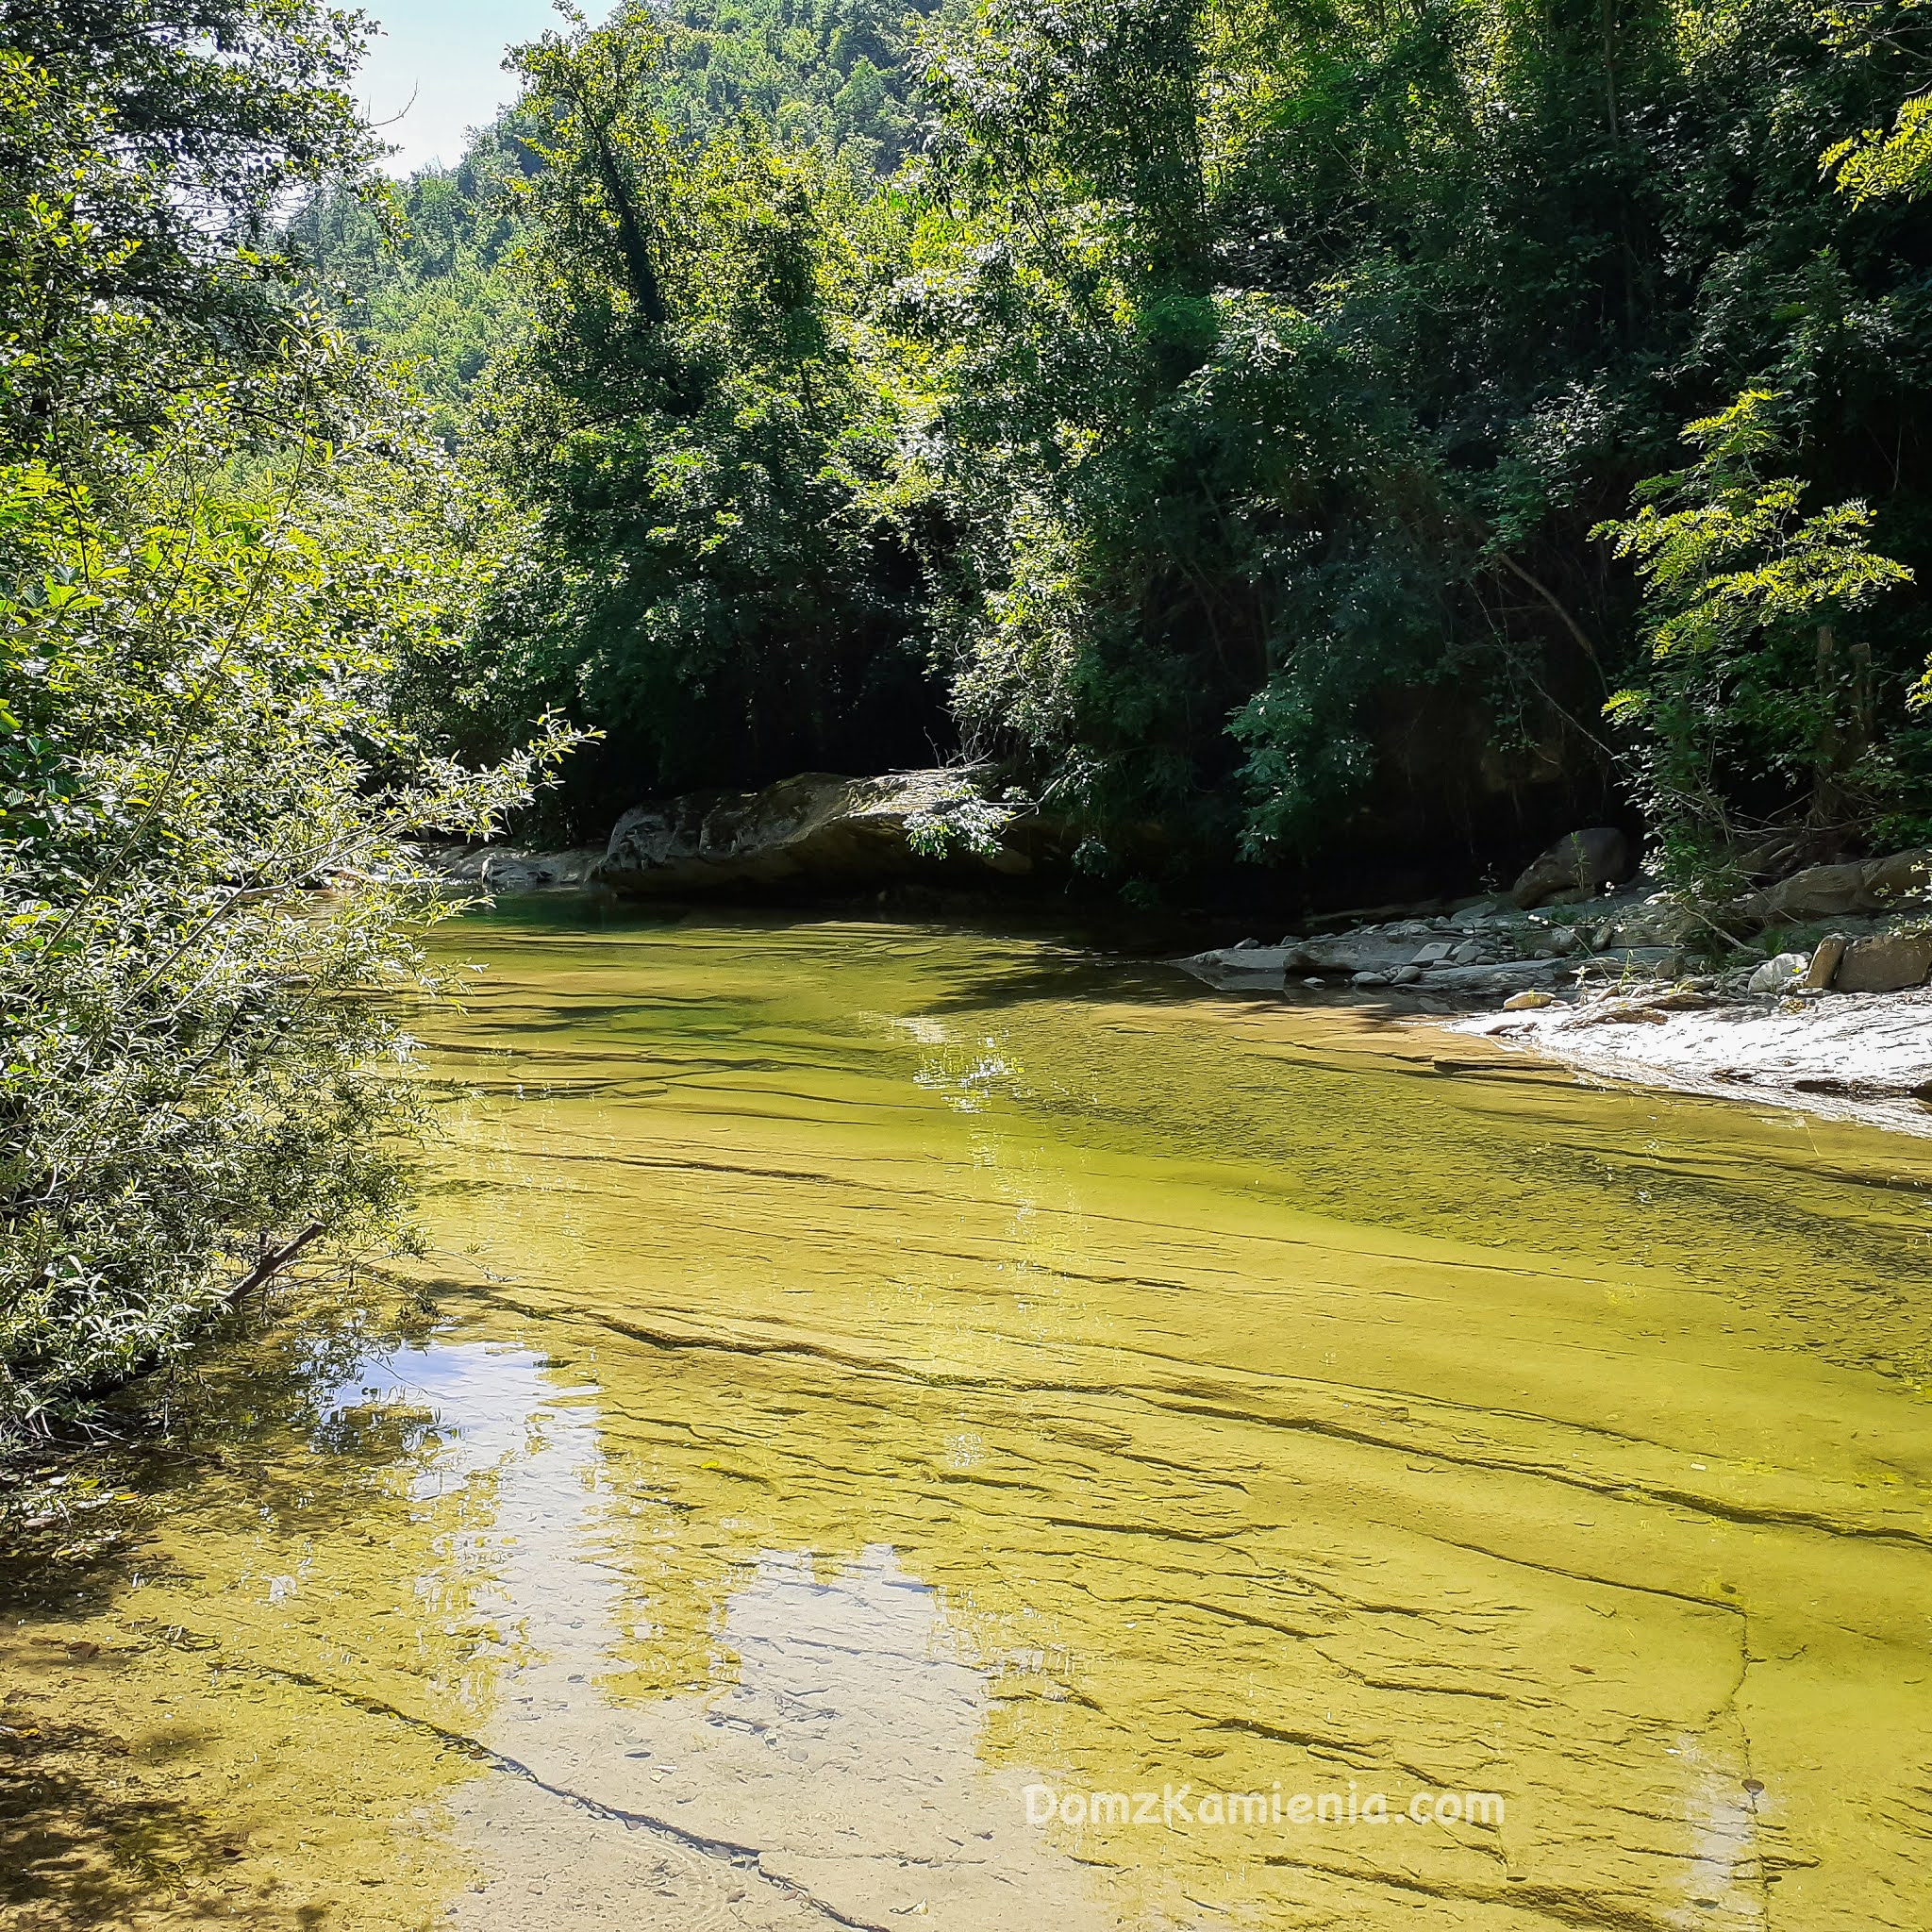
[5,905,1932,1931]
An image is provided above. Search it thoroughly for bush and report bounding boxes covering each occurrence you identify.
[0,404,575,1429]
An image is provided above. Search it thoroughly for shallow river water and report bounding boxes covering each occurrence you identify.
[7,907,1932,1932]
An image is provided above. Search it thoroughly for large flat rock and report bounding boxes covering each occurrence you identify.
[1734,847,1932,926]
[600,771,1060,897]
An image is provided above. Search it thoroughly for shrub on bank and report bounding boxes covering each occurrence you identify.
[0,422,575,1430]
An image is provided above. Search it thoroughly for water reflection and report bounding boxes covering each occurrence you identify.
[6,908,1932,1932]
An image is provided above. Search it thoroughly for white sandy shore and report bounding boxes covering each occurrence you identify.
[1450,986,1932,1137]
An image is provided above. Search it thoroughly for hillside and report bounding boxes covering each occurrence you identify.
[292,0,939,438]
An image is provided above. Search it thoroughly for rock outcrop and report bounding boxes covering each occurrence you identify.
[599,770,1061,898]
[1169,841,1932,1133]
[1734,848,1932,926]
[1175,901,1681,999]
[425,845,608,893]
[1508,827,1635,908]
[1457,981,1932,1138]
[1832,931,1932,994]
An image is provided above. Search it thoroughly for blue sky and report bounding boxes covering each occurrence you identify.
[354,0,568,175]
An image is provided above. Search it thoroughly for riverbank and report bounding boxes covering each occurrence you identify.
[1174,861,1932,1136]
[1448,981,1932,1137]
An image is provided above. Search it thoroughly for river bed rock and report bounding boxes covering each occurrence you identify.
[1507,826,1634,908]
[1172,851,1932,1135]
[425,844,608,893]
[601,770,1062,897]
[1833,929,1932,993]
[1733,846,1932,925]
[1456,986,1932,1137]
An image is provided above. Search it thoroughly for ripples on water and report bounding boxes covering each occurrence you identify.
[5,905,1932,1930]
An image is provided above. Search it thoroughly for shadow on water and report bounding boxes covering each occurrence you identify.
[0,1708,239,1930]
[0,1273,465,1927]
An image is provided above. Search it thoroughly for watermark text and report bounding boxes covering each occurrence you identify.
[1022,1783,1504,1831]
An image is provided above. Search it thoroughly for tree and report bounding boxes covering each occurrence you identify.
[0,5,581,1426]
[0,0,381,454]
[299,0,1932,891]
[1594,390,1915,891]
[454,4,943,820]
[0,417,574,1426]
[1822,0,1932,203]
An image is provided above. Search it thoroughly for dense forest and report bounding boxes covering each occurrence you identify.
[7,0,1932,1420]
[300,0,1932,900]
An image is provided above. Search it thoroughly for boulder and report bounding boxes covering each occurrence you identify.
[1735,847,1932,926]
[1833,932,1932,995]
[600,770,1061,898]
[1426,958,1581,992]
[1296,935,1425,975]
[1176,947,1293,991]
[1862,848,1932,905]
[1738,859,1865,924]
[1508,828,1634,909]
[1804,936,1847,991]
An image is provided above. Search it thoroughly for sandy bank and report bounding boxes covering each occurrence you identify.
[1174,861,1932,1137]
[1448,983,1932,1137]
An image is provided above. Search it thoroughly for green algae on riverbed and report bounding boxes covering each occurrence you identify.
[6,906,1932,1930]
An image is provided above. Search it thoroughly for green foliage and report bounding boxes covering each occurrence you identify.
[305,0,1932,881]
[429,5,941,816]
[902,776,1021,857]
[288,122,539,442]
[0,9,581,1426]
[291,0,939,439]
[1594,390,1917,889]
[1821,0,1932,203]
[889,0,1932,873]
[652,0,940,167]
[0,416,574,1427]
[1825,91,1932,203]
[0,0,381,452]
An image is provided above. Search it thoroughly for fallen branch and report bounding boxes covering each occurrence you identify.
[223,1221,326,1308]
